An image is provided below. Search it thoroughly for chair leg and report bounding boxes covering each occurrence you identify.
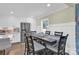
[3,50,5,55]
[24,46,26,55]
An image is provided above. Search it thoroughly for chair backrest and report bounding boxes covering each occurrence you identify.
[54,31,63,36]
[25,34,35,55]
[58,34,69,55]
[45,31,50,35]
[31,31,36,34]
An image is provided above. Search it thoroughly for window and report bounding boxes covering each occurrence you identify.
[41,18,48,29]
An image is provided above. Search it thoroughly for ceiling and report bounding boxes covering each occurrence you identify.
[0,3,69,18]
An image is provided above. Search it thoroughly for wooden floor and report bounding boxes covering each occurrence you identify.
[0,43,25,55]
[0,42,69,55]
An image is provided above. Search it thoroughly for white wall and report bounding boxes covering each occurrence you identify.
[46,22,76,55]
[0,15,36,43]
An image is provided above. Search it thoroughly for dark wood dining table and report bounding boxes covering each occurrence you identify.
[25,33,61,55]
[31,33,61,45]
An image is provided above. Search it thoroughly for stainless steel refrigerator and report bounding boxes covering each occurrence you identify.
[20,22,30,42]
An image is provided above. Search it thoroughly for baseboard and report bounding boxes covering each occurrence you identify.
[12,42,22,45]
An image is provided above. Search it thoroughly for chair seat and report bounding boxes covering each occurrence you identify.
[33,41,45,52]
[46,43,58,52]
[25,41,45,55]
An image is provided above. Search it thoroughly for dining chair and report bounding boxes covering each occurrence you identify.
[54,31,63,36]
[45,31,50,35]
[24,34,45,55]
[34,32,45,44]
[46,34,69,55]
[30,31,37,41]
[58,34,69,55]
[31,31,36,35]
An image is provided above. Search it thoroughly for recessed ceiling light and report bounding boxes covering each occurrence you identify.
[47,4,51,7]
[10,11,14,14]
[31,16,33,18]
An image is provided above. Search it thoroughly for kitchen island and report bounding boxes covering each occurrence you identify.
[0,35,11,55]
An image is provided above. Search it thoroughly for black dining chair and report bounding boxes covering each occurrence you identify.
[33,32,44,44]
[45,31,50,35]
[46,34,69,55]
[31,31,36,35]
[24,34,46,55]
[58,34,69,55]
[54,31,63,36]
[30,31,37,41]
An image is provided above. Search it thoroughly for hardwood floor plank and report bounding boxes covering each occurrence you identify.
[8,43,25,55]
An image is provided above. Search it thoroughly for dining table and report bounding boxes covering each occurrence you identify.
[31,33,61,45]
[25,32,61,55]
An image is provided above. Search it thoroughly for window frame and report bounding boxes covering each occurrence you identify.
[41,18,49,30]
